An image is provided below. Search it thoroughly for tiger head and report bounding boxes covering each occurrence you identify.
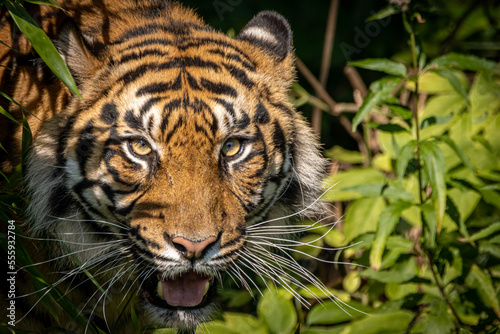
[25,1,326,330]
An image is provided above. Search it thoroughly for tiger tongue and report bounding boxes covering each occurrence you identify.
[160,271,210,307]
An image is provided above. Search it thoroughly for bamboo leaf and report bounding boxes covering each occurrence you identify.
[4,1,81,98]
[25,0,61,8]
[0,104,20,124]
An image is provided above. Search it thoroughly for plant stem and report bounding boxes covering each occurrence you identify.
[426,254,463,327]
[409,20,424,204]
[311,0,340,135]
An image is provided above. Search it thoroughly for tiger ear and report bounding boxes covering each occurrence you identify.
[237,11,292,60]
[56,21,102,88]
[236,11,294,84]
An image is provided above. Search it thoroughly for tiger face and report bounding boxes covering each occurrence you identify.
[21,1,327,330]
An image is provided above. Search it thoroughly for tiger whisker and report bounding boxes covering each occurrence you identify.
[241,246,322,305]
[247,239,367,268]
[237,250,311,307]
[19,240,128,272]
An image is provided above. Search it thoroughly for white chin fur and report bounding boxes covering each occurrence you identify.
[142,298,218,330]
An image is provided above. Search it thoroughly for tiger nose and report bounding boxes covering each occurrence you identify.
[171,236,218,260]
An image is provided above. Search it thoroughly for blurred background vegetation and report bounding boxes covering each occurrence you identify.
[1,0,500,333]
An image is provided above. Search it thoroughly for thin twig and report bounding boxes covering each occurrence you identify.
[344,65,368,97]
[295,58,367,157]
[295,58,337,115]
[311,0,340,135]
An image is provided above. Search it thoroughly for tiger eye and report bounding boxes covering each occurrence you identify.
[221,138,242,157]
[130,138,152,156]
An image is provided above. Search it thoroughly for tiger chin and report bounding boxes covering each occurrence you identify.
[0,0,327,332]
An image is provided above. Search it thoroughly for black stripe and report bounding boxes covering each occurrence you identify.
[76,121,95,175]
[49,183,72,218]
[213,98,236,118]
[161,98,182,132]
[253,102,270,124]
[140,97,163,115]
[122,37,172,51]
[116,192,145,216]
[55,114,77,176]
[186,71,201,90]
[232,149,266,171]
[101,103,118,125]
[208,49,256,71]
[125,110,142,130]
[236,110,250,130]
[223,64,254,89]
[72,179,108,218]
[129,226,161,250]
[201,78,238,97]
[116,22,212,44]
[136,74,182,96]
[272,120,287,153]
[120,57,221,86]
[118,49,170,65]
[178,38,254,66]
[165,116,185,143]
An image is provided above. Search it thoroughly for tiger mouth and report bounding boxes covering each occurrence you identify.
[143,270,217,310]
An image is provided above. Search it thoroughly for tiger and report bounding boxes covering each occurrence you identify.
[0,0,328,332]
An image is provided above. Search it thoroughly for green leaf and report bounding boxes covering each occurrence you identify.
[466,222,500,242]
[221,313,269,334]
[341,183,384,197]
[257,290,297,334]
[430,53,497,73]
[465,264,500,318]
[370,123,409,133]
[382,184,415,202]
[396,140,417,183]
[366,5,399,21]
[343,197,386,243]
[25,0,61,7]
[432,69,470,104]
[412,299,455,334]
[348,58,407,76]
[0,91,38,119]
[21,113,33,168]
[387,104,413,120]
[420,141,447,231]
[436,135,474,173]
[4,1,81,98]
[370,201,412,270]
[0,104,19,124]
[306,301,371,326]
[323,168,386,202]
[442,248,463,285]
[362,257,418,283]
[342,310,413,334]
[352,77,402,131]
[324,145,364,164]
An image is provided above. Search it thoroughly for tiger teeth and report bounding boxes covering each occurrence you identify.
[157,280,164,299]
[203,281,210,296]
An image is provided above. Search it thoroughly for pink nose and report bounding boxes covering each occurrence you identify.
[171,236,218,259]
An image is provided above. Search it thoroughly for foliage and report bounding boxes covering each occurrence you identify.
[1,0,499,334]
